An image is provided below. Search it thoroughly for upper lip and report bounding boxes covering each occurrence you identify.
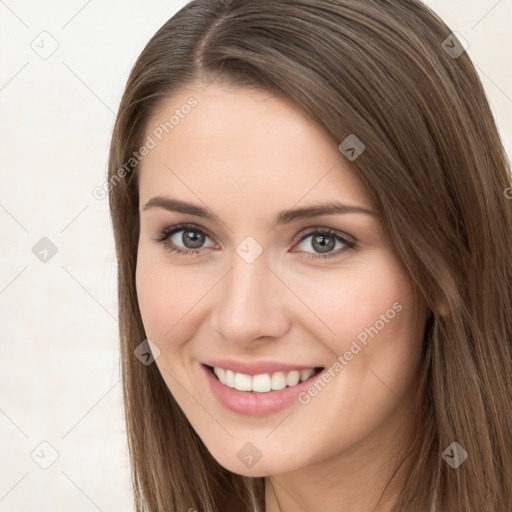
[202,358,324,376]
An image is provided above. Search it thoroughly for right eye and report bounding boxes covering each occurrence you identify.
[153,223,217,256]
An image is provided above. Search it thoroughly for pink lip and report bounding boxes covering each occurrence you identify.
[201,363,324,416]
[202,358,322,376]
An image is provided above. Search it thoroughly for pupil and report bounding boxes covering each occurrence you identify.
[183,230,205,248]
[312,234,334,253]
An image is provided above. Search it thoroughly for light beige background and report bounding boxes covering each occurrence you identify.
[0,1,510,510]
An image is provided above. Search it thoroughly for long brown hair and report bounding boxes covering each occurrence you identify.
[107,1,512,510]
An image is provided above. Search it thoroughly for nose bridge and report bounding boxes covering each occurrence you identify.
[211,249,290,343]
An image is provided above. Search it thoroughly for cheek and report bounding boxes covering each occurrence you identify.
[135,248,215,344]
[283,255,413,353]
[136,253,165,339]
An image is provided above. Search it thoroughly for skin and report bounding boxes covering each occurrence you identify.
[136,81,429,512]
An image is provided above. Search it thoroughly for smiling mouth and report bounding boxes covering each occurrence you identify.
[206,364,324,393]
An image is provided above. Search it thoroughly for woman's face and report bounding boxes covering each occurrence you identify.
[136,82,428,478]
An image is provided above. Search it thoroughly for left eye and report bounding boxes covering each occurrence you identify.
[294,229,355,259]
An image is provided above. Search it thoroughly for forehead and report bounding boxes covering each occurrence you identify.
[138,83,371,216]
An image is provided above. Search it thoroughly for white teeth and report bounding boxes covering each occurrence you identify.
[285,370,301,386]
[212,366,320,393]
[253,374,272,392]
[271,371,287,390]
[300,368,315,382]
[234,372,252,391]
[225,369,235,388]
[213,367,225,381]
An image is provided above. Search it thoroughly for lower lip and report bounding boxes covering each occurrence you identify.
[201,363,323,416]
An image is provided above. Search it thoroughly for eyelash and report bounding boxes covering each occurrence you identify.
[152,223,357,260]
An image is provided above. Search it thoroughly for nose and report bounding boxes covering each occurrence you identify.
[209,252,292,346]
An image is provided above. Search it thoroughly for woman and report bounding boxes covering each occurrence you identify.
[107,1,512,510]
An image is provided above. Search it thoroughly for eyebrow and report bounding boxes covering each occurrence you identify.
[142,196,376,225]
